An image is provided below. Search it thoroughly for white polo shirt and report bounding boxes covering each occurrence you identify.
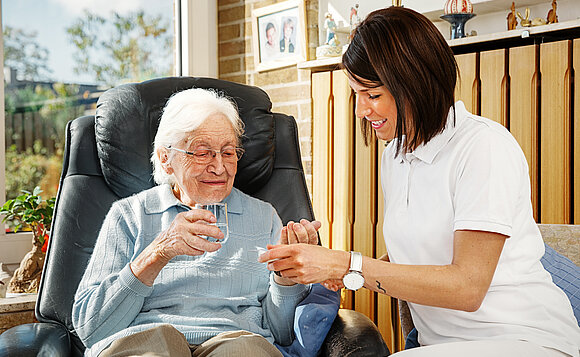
[381,101,580,356]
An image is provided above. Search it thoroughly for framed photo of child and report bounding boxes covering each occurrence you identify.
[251,0,307,72]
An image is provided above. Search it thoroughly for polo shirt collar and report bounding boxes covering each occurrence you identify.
[405,101,466,164]
[146,184,244,215]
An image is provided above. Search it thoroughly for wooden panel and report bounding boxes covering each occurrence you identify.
[23,112,34,149]
[480,49,508,126]
[509,45,539,221]
[455,52,479,114]
[5,113,13,148]
[353,92,377,320]
[574,39,580,224]
[571,39,580,224]
[374,140,404,353]
[311,71,332,247]
[332,70,355,309]
[375,139,392,350]
[13,113,23,151]
[540,40,571,224]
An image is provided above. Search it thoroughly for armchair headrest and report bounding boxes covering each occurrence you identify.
[95,77,275,199]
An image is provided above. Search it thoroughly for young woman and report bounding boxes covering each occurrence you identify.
[260,6,580,357]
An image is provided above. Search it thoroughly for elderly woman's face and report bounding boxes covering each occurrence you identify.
[165,113,238,206]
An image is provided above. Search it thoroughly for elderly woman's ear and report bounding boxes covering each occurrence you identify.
[158,148,173,174]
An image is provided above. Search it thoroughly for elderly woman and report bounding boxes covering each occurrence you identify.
[72,88,318,357]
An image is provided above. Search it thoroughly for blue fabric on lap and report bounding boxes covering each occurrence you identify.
[540,243,580,325]
[405,328,419,350]
[276,283,341,357]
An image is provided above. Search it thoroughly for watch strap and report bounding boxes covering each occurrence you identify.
[350,251,362,272]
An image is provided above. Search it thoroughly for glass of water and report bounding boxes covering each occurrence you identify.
[194,202,229,244]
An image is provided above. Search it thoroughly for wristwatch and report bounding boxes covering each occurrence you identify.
[343,251,364,291]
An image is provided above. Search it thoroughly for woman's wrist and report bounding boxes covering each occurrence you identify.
[332,250,352,280]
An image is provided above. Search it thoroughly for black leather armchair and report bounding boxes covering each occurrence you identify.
[0,77,388,357]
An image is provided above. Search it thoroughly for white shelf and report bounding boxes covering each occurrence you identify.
[423,0,557,22]
[298,18,580,70]
[448,18,580,47]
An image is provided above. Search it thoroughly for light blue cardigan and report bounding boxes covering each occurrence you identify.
[72,185,310,356]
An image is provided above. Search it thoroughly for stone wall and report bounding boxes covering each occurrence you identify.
[218,0,318,193]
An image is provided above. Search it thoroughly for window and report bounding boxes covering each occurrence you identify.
[2,0,175,234]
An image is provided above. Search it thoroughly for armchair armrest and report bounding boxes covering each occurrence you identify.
[0,322,71,357]
[320,308,390,356]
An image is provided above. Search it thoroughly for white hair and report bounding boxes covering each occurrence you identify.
[151,88,244,185]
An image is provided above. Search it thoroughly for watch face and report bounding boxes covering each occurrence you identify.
[343,272,364,290]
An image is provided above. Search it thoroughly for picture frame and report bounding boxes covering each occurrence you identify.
[251,0,307,72]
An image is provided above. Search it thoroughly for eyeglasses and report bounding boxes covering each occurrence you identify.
[167,146,245,164]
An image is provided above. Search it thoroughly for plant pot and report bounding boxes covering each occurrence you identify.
[7,236,46,293]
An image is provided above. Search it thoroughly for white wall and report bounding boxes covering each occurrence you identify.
[319,0,580,44]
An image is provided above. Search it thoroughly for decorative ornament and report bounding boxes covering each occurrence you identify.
[316,11,342,59]
[517,8,531,27]
[443,0,473,15]
[440,0,476,39]
[547,0,558,24]
[518,7,548,27]
[507,2,518,30]
[323,12,337,45]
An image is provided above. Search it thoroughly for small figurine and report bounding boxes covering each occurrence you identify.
[324,12,337,45]
[444,0,473,15]
[547,0,558,24]
[507,2,518,30]
[531,17,547,26]
[316,11,342,58]
[517,8,531,27]
[350,4,361,27]
[349,4,361,41]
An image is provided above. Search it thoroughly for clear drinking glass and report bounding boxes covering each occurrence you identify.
[193,203,229,244]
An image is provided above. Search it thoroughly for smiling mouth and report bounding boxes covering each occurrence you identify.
[369,118,387,129]
[202,180,226,185]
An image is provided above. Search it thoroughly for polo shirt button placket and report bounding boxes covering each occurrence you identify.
[406,157,417,207]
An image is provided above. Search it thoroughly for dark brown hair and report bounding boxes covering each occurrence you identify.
[342,7,457,153]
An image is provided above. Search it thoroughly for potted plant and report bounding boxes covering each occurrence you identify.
[0,187,55,293]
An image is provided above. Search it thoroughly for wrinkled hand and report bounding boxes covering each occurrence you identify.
[259,244,349,286]
[321,279,344,292]
[131,209,224,286]
[272,219,321,286]
[279,219,321,245]
[152,209,224,261]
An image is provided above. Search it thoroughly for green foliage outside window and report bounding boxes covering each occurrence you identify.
[5,142,62,205]
[66,10,173,86]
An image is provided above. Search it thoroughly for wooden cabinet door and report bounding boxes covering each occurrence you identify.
[540,40,571,224]
[480,49,508,126]
[331,70,354,254]
[574,39,580,224]
[332,70,355,309]
[509,45,539,221]
[351,96,377,320]
[375,140,404,353]
[455,52,479,114]
[353,92,377,320]
[312,71,332,247]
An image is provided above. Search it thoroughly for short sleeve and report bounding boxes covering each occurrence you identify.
[453,129,525,237]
